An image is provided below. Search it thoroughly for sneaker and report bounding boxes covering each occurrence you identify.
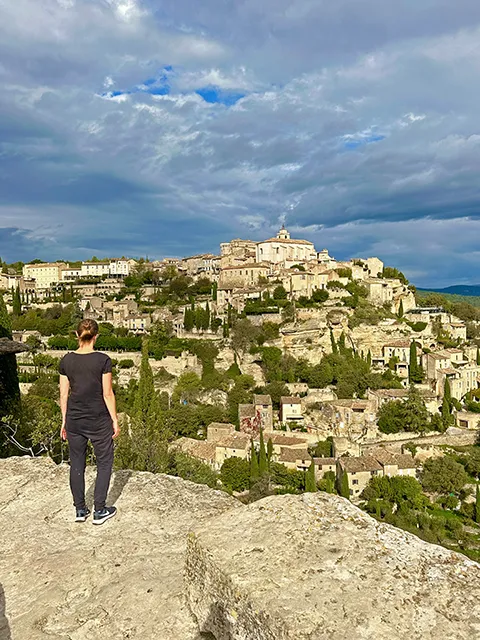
[93,506,117,525]
[75,507,91,523]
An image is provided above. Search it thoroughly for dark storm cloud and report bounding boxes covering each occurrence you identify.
[0,0,480,285]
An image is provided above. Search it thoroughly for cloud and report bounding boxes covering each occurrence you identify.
[1,0,480,286]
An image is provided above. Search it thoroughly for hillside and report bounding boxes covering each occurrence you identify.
[417,288,480,307]
[2,457,480,639]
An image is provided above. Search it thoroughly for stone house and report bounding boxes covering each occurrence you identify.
[278,448,311,472]
[313,457,337,480]
[219,263,272,290]
[206,423,236,443]
[125,314,151,333]
[280,396,303,425]
[172,438,217,469]
[239,395,273,434]
[214,433,251,469]
[337,456,383,499]
[456,412,480,430]
[367,388,438,415]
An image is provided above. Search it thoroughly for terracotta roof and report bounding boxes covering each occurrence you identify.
[215,433,251,449]
[438,368,458,375]
[221,263,270,271]
[313,458,337,466]
[262,433,308,446]
[207,422,235,431]
[280,396,302,405]
[173,438,216,462]
[279,448,311,463]
[332,400,369,410]
[383,340,411,348]
[370,448,398,466]
[395,454,418,469]
[339,456,382,473]
[239,404,255,418]
[254,394,272,406]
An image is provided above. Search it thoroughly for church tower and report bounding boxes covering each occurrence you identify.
[277,225,291,241]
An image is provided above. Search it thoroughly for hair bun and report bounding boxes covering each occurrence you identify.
[76,319,99,343]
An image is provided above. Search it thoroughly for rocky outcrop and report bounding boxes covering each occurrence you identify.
[186,493,480,640]
[0,457,238,640]
[0,337,30,355]
[2,457,480,640]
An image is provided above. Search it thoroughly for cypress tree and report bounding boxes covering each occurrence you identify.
[367,350,372,368]
[12,287,21,316]
[444,376,452,406]
[204,302,211,331]
[212,282,218,301]
[477,348,480,366]
[338,331,346,352]
[398,299,404,318]
[117,339,167,473]
[258,429,268,476]
[0,293,20,417]
[250,440,259,482]
[330,329,338,355]
[305,460,317,492]
[476,486,480,524]
[339,472,350,499]
[267,438,273,466]
[408,341,422,383]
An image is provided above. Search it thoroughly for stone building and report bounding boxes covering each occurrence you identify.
[256,226,317,267]
[219,263,271,289]
[280,396,303,425]
[22,262,66,290]
[239,395,273,434]
[313,457,337,480]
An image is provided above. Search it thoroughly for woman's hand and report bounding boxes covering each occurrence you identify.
[60,425,67,441]
[112,420,121,439]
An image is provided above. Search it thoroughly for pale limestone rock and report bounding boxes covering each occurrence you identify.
[186,492,480,640]
[0,457,238,640]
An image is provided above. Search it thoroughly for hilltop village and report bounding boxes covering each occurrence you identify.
[2,226,480,550]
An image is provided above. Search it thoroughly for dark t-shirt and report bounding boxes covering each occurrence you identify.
[59,352,112,432]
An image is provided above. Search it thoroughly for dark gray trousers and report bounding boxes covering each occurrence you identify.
[67,429,114,511]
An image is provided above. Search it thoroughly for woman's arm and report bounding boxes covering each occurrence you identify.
[102,373,120,438]
[59,374,70,440]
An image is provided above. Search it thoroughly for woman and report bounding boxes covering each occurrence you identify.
[59,319,120,525]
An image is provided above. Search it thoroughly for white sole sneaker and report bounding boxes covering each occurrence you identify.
[92,507,117,525]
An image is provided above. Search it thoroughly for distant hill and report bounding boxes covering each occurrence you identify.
[417,285,480,297]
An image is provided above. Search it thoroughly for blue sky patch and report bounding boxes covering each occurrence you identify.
[343,134,386,150]
[195,86,246,106]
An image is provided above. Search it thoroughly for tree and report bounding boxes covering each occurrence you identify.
[184,307,194,332]
[220,457,250,492]
[397,299,404,318]
[441,395,454,429]
[267,438,273,466]
[421,457,468,495]
[476,486,480,524]
[273,285,288,300]
[367,350,372,368]
[339,472,350,499]
[231,318,259,354]
[12,286,21,316]
[115,340,168,473]
[311,289,329,304]
[409,341,423,384]
[250,440,259,483]
[330,329,338,355]
[305,460,317,492]
[258,429,268,476]
[172,371,202,405]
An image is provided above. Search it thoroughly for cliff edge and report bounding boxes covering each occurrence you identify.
[2,458,480,640]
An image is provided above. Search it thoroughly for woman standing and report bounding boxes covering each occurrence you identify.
[59,319,120,524]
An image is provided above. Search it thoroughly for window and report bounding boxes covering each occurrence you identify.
[352,479,358,485]
[349,490,354,496]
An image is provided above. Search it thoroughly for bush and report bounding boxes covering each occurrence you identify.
[167,451,218,488]
[220,457,250,492]
[118,359,135,369]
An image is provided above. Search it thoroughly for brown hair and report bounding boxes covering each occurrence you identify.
[76,319,99,344]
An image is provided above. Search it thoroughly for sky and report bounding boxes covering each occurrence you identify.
[1,0,480,287]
